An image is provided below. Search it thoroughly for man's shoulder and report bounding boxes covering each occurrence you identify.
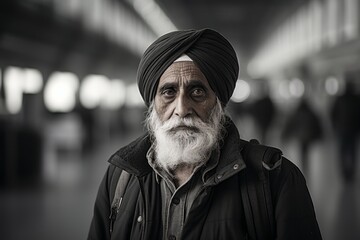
[241,140,306,185]
[107,134,152,176]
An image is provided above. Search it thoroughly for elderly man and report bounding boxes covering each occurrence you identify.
[88,29,322,240]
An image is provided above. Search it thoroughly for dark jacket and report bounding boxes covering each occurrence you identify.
[88,120,322,240]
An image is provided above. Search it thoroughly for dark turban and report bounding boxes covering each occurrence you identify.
[137,28,239,107]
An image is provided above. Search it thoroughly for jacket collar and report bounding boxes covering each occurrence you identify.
[108,117,247,180]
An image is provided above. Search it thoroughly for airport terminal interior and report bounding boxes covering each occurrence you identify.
[1,0,360,239]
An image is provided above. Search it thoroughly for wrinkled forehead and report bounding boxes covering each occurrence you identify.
[159,61,208,84]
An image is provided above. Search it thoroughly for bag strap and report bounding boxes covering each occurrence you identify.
[109,168,131,234]
[240,139,282,240]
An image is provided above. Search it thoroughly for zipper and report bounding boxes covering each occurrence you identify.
[109,197,123,234]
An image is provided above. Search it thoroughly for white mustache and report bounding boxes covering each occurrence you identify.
[161,117,202,133]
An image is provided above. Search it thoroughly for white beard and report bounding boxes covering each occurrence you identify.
[146,101,224,170]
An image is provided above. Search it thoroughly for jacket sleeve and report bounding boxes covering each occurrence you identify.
[271,158,323,240]
[87,165,115,240]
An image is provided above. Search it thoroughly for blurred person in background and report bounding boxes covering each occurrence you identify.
[88,29,322,240]
[282,97,323,175]
[248,79,276,144]
[330,78,360,183]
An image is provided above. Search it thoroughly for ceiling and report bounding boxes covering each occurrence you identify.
[156,0,306,58]
[0,0,307,80]
[0,0,141,79]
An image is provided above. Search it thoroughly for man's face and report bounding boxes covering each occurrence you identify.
[147,61,223,170]
[154,61,217,124]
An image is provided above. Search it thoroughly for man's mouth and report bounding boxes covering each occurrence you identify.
[170,125,199,132]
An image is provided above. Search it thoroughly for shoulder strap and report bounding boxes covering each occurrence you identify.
[109,167,122,203]
[109,168,131,234]
[240,139,282,240]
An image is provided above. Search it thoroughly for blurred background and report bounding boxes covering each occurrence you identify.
[1,0,360,239]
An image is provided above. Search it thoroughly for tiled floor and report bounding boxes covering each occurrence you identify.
[1,135,359,240]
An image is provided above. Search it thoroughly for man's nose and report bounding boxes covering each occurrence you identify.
[174,93,193,118]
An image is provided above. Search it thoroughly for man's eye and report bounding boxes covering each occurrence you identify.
[192,88,205,97]
[162,89,176,97]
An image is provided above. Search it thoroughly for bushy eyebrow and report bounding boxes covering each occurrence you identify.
[158,79,208,93]
[186,80,207,90]
[158,82,177,93]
